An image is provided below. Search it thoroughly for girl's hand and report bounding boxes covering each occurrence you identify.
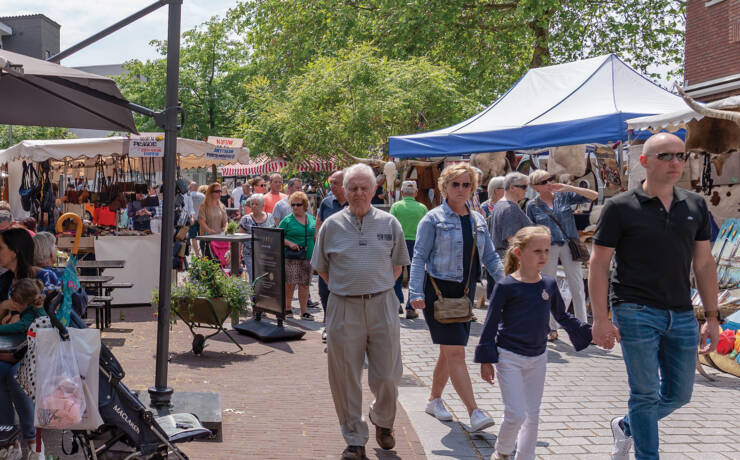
[481,363,495,385]
[409,299,425,310]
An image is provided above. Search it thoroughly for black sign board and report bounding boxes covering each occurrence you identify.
[251,227,285,316]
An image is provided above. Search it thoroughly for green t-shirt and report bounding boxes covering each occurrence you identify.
[390,196,428,241]
[278,213,316,259]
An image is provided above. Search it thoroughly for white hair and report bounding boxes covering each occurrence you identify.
[504,171,528,190]
[248,193,265,207]
[343,163,377,189]
[487,176,505,198]
[33,231,57,266]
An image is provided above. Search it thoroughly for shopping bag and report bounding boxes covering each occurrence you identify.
[33,328,86,429]
[64,327,103,430]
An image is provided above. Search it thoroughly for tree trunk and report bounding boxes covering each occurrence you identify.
[529,8,554,69]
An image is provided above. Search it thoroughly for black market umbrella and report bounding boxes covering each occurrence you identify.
[0,49,137,133]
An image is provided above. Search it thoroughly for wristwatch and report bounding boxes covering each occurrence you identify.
[704,310,722,321]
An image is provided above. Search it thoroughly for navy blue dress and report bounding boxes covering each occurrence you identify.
[423,214,480,346]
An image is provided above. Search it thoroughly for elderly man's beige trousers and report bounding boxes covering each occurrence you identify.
[326,289,402,447]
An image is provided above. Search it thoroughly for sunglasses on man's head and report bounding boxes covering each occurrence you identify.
[450,181,471,189]
[291,203,304,207]
[513,184,528,190]
[653,152,688,162]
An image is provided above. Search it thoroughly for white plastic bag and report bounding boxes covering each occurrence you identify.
[33,328,86,429]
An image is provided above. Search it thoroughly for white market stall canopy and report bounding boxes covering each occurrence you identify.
[389,54,688,157]
[0,135,250,164]
[626,95,740,132]
[221,156,339,176]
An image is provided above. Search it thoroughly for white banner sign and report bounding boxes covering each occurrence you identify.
[129,134,164,157]
[207,136,243,148]
[206,136,243,160]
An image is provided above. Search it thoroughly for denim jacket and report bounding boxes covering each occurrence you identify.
[409,200,505,301]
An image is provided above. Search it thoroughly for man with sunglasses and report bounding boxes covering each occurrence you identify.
[489,172,532,260]
[590,132,719,460]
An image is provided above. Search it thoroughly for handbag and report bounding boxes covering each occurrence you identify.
[431,223,477,324]
[534,201,590,263]
[285,216,308,260]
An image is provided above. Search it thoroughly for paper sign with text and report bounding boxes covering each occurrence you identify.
[129,134,164,157]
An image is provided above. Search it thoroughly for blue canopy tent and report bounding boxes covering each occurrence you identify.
[388,54,688,158]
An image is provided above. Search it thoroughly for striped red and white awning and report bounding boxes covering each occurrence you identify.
[221,157,338,176]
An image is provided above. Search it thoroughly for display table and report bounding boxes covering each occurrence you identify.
[94,234,161,305]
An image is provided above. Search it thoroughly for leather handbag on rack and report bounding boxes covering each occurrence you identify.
[534,202,590,263]
[431,225,477,324]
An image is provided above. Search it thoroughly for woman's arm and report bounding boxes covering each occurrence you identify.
[408,215,434,304]
[554,183,598,201]
[479,218,505,282]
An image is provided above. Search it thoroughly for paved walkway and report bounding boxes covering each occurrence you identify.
[396,283,740,460]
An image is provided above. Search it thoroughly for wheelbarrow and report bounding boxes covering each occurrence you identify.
[172,297,243,354]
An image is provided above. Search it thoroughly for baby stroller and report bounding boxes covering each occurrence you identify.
[42,292,211,459]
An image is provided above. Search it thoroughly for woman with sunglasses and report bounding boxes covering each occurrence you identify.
[278,191,316,321]
[408,163,504,432]
[198,183,229,259]
[526,170,598,341]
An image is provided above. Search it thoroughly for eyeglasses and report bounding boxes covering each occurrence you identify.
[291,203,304,207]
[653,152,688,162]
[450,181,471,189]
[536,178,553,185]
[513,184,528,190]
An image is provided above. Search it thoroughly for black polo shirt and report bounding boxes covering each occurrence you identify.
[593,184,710,311]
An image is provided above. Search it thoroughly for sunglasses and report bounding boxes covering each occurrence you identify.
[212,189,222,193]
[291,203,304,207]
[450,181,471,189]
[513,184,528,190]
[255,183,266,187]
[653,152,688,162]
[536,178,553,185]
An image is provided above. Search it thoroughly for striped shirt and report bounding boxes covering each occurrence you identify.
[312,207,410,296]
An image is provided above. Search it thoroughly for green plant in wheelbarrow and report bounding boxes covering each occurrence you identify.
[153,257,254,354]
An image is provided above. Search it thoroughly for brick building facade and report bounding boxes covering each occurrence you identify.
[684,0,740,101]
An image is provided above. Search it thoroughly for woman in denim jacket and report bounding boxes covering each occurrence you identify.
[409,163,505,432]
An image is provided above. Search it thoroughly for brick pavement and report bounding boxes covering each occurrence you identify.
[397,283,740,460]
[46,304,425,460]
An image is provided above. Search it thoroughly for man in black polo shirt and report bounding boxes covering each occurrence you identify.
[589,132,719,460]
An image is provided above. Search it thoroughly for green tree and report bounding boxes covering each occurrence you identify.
[0,125,74,149]
[239,45,477,160]
[229,0,684,103]
[115,16,247,139]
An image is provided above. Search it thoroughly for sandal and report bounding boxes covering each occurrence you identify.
[547,331,558,342]
[302,312,315,321]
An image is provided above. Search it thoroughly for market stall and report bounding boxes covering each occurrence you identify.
[220,156,339,177]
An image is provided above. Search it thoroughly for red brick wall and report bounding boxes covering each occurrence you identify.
[685,0,740,86]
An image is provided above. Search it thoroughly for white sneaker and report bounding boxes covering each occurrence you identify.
[425,398,453,421]
[610,416,632,460]
[469,408,495,432]
[25,439,44,460]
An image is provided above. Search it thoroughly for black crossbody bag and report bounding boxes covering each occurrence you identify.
[285,217,308,260]
[535,201,590,262]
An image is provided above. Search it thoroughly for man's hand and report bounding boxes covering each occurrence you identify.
[592,319,620,350]
[481,363,495,384]
[410,299,425,310]
[698,318,720,355]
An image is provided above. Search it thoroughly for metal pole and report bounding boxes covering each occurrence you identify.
[48,0,168,63]
[148,0,182,408]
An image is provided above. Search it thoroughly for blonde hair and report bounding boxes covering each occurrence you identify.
[529,169,553,186]
[205,183,223,206]
[288,191,309,210]
[503,226,551,275]
[10,278,44,308]
[198,185,208,194]
[437,163,479,199]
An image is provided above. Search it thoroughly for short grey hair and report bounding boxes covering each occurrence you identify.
[487,176,505,198]
[33,231,57,266]
[248,193,265,207]
[504,171,528,190]
[401,180,418,195]
[286,177,302,188]
[343,164,377,189]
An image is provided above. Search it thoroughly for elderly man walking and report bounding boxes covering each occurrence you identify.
[312,164,410,460]
[590,132,719,460]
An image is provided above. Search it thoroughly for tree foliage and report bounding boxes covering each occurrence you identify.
[239,46,477,160]
[0,125,74,150]
[115,17,247,139]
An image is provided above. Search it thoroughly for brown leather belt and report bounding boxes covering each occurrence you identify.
[338,290,388,300]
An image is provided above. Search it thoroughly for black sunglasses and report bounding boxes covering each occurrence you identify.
[291,203,304,207]
[654,152,688,162]
[513,184,528,190]
[536,178,553,185]
[451,181,471,189]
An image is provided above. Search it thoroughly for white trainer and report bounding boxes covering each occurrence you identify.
[469,408,495,432]
[611,416,632,460]
[424,398,453,421]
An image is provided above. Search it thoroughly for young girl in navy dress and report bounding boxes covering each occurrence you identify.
[475,226,592,460]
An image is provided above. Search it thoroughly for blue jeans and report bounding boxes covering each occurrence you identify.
[612,303,699,460]
[0,360,36,441]
[393,240,415,311]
